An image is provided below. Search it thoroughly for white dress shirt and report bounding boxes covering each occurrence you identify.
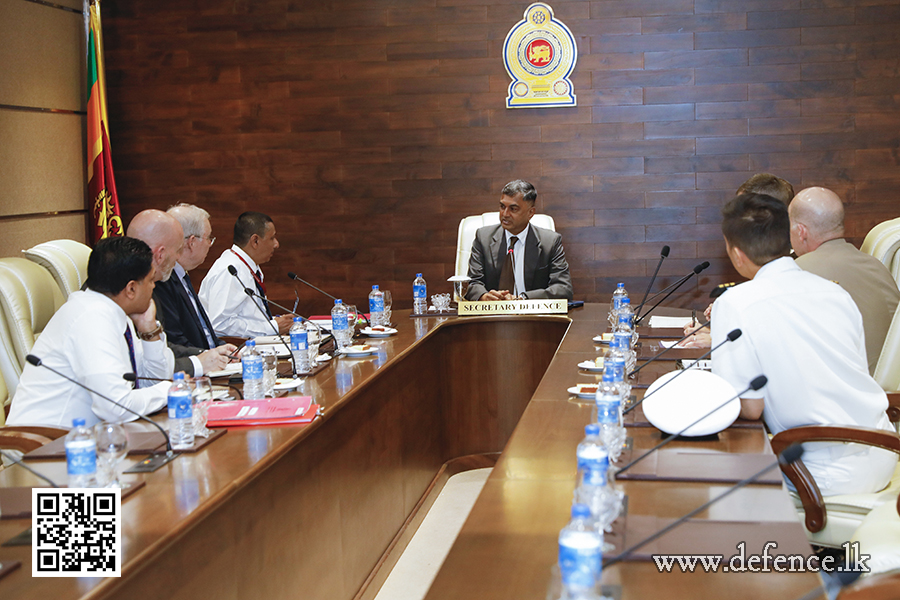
[712,257,897,496]
[198,245,279,338]
[6,290,172,428]
[504,224,530,298]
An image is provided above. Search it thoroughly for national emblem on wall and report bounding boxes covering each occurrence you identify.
[503,3,578,109]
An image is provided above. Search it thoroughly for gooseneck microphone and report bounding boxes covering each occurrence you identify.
[634,261,711,326]
[25,354,175,458]
[287,271,338,301]
[0,449,61,487]
[227,266,298,375]
[623,328,742,415]
[629,320,710,377]
[617,374,767,476]
[634,245,670,320]
[604,440,802,567]
[123,373,244,401]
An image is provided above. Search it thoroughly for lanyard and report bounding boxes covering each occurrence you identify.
[229,249,266,294]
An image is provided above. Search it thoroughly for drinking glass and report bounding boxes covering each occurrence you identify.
[260,349,278,397]
[345,304,359,337]
[94,422,128,488]
[306,322,321,368]
[191,376,213,438]
[382,290,392,326]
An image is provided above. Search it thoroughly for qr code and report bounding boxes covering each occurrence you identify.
[32,489,121,577]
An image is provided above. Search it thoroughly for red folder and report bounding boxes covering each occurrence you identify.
[207,396,318,427]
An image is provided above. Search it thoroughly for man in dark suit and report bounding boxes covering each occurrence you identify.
[465,180,573,301]
[142,204,237,376]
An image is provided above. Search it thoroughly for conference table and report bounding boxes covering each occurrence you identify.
[0,304,824,600]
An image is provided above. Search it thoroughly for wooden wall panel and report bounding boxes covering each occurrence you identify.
[101,0,900,314]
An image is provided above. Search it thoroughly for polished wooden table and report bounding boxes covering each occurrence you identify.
[0,305,823,600]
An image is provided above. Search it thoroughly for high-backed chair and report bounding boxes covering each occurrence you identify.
[0,258,66,397]
[874,308,900,396]
[861,217,900,284]
[22,239,92,297]
[771,425,900,549]
[454,213,556,278]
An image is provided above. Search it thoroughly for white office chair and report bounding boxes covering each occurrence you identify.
[454,212,556,277]
[861,217,900,285]
[22,239,92,297]
[875,307,900,396]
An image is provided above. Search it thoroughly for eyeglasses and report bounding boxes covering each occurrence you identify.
[186,234,216,245]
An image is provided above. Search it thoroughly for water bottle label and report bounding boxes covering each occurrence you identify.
[369,297,384,312]
[582,465,609,486]
[577,455,610,474]
[66,440,97,476]
[168,391,193,419]
[596,397,620,424]
[332,313,348,330]
[413,284,426,299]
[614,332,631,347]
[612,297,622,310]
[559,544,602,589]
[607,361,624,380]
[243,357,264,380]
[290,331,308,352]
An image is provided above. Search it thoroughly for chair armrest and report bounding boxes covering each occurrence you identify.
[887,392,900,424]
[1,426,67,440]
[0,430,54,453]
[771,425,900,534]
[837,571,900,600]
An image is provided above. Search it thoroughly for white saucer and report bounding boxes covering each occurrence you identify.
[578,360,604,372]
[592,333,613,344]
[362,327,397,337]
[567,384,599,399]
[338,345,378,357]
[274,378,302,391]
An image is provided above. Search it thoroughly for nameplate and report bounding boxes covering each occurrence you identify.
[458,299,567,316]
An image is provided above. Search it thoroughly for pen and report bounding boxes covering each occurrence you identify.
[692,309,697,325]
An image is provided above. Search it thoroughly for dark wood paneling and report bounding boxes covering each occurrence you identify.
[104,0,900,314]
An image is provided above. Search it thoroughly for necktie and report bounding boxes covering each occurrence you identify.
[124,326,139,389]
[256,269,273,319]
[497,236,518,295]
[183,272,217,348]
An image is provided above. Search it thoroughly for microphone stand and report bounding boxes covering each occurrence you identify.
[634,245,670,320]
[25,354,177,470]
[623,328,742,415]
[635,261,710,326]
[288,272,371,328]
[604,441,802,567]
[0,449,60,487]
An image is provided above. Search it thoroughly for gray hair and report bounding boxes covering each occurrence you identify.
[167,203,210,238]
[501,180,537,204]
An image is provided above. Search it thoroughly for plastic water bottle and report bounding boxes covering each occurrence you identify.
[595,371,626,462]
[609,359,632,410]
[368,285,385,327]
[602,336,626,381]
[558,504,603,598]
[331,299,351,350]
[608,282,628,328]
[242,340,265,400]
[413,273,427,315]
[576,424,609,487]
[290,317,310,374]
[574,425,620,537]
[65,418,97,488]
[613,331,635,375]
[617,297,639,346]
[167,371,194,449]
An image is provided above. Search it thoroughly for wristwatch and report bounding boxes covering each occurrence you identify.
[138,321,163,341]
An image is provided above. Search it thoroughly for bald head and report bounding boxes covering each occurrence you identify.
[788,187,845,256]
[126,209,184,282]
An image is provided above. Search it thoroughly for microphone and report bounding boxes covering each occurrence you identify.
[124,373,244,400]
[0,449,61,487]
[634,245,670,320]
[25,354,177,463]
[629,320,709,377]
[603,440,802,567]
[623,328,742,415]
[617,374,767,476]
[287,272,370,328]
[228,266,298,375]
[634,261,710,326]
[288,271,338,301]
[710,282,736,299]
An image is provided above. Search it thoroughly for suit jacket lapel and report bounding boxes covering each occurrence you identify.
[178,274,219,348]
[523,226,540,292]
[489,226,505,274]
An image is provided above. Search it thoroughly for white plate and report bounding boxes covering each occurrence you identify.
[274,378,302,391]
[567,384,600,399]
[338,345,378,357]
[578,360,604,372]
[316,353,332,362]
[592,333,613,344]
[362,327,397,337]
[642,369,740,437]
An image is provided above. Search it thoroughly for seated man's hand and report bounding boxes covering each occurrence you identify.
[480,290,513,301]
[128,300,159,338]
[219,343,239,362]
[197,347,231,373]
[678,330,712,349]
[704,302,713,321]
[275,314,294,334]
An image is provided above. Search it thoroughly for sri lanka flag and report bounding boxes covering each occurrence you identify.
[87,0,123,243]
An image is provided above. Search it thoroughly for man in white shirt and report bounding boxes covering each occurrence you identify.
[199,211,293,337]
[7,237,173,428]
[127,209,233,375]
[711,192,897,496]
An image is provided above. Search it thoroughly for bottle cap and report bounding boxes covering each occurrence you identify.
[617,282,624,288]
[246,340,256,347]
[72,418,85,427]
[585,424,600,435]
[373,285,379,290]
[571,504,591,518]
[335,299,342,305]
[621,298,631,304]
[416,273,422,277]
[173,372,185,381]
[293,316,301,322]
